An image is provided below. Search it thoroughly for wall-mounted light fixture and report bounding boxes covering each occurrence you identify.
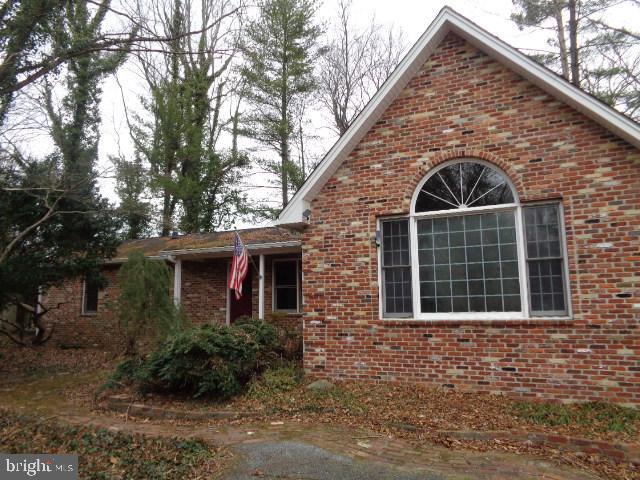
[375,230,382,248]
[302,209,312,223]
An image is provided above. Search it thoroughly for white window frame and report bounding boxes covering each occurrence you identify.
[379,159,572,322]
[272,258,302,313]
[82,278,99,315]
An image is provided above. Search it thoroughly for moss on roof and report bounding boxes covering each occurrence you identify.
[116,226,300,259]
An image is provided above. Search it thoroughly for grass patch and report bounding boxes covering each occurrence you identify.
[247,362,303,399]
[512,401,640,435]
[0,409,223,479]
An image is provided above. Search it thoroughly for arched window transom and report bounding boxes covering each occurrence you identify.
[379,159,570,321]
[414,161,515,213]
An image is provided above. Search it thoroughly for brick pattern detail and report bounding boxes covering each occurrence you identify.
[301,33,640,405]
[42,266,123,348]
[181,260,228,324]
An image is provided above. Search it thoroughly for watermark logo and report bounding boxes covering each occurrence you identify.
[1,455,77,479]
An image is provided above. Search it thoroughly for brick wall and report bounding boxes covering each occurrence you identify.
[181,259,228,324]
[43,266,122,348]
[301,33,640,405]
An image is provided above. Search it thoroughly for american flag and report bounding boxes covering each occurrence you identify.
[229,232,248,300]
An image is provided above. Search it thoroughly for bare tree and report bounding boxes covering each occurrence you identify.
[319,0,404,135]
[0,0,244,123]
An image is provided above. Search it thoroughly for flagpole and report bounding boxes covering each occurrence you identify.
[236,230,261,277]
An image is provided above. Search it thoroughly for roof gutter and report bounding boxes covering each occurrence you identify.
[104,254,171,265]
[160,240,302,257]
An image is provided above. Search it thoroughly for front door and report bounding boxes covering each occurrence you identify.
[229,269,252,323]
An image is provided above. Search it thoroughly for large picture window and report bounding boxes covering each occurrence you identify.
[380,159,569,320]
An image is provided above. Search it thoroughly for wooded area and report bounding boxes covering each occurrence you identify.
[0,0,639,343]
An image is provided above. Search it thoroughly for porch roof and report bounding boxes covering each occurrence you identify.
[111,226,301,263]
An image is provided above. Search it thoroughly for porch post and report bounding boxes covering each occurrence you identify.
[173,259,182,306]
[258,254,265,320]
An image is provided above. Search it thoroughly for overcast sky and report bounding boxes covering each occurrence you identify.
[90,0,630,228]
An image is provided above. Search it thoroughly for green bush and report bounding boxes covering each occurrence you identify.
[115,251,189,356]
[247,362,302,399]
[134,321,278,399]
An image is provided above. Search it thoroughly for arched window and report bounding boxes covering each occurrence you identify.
[379,160,570,320]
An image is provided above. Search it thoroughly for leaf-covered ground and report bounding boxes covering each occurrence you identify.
[225,376,639,480]
[2,346,638,480]
[121,368,638,480]
[0,343,116,378]
[0,409,225,480]
[228,378,640,443]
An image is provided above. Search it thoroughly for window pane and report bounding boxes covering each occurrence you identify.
[274,260,297,286]
[84,279,99,313]
[417,212,521,313]
[381,219,412,316]
[527,259,566,313]
[415,162,515,212]
[382,219,410,267]
[525,205,561,260]
[524,204,567,315]
[384,267,412,315]
[276,287,297,310]
[274,260,300,311]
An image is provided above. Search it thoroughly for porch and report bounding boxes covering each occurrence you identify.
[160,227,303,327]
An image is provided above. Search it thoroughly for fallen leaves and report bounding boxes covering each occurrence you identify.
[0,408,228,480]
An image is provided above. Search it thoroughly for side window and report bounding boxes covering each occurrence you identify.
[273,260,300,312]
[524,204,568,316]
[83,278,100,314]
[381,219,413,317]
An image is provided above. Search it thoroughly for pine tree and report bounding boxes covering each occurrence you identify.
[239,0,323,210]
[512,0,640,119]
[112,153,152,240]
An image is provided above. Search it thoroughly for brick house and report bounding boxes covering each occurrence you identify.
[44,227,303,347]
[44,8,639,405]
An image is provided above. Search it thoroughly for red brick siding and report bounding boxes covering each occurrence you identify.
[180,259,228,324]
[301,33,640,405]
[42,266,122,348]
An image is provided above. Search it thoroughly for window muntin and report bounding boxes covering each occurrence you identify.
[380,159,570,320]
[273,259,301,312]
[524,205,567,315]
[83,278,99,314]
[381,220,413,316]
[415,161,514,213]
[417,211,521,314]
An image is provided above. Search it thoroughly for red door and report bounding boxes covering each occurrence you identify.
[229,269,252,323]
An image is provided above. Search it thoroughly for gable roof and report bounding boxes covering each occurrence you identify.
[275,6,640,225]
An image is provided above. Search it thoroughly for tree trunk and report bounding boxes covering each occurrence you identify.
[161,189,172,236]
[281,137,289,208]
[554,5,570,81]
[568,0,580,86]
[281,38,289,209]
